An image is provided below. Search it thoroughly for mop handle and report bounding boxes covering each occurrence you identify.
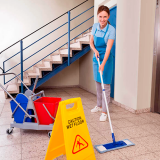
[97,57,114,134]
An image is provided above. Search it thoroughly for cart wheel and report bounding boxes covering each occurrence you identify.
[48,131,52,138]
[6,128,13,135]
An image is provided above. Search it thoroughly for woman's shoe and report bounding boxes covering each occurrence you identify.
[99,113,107,121]
[91,106,102,113]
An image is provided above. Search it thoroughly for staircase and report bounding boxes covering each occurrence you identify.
[3,30,92,98]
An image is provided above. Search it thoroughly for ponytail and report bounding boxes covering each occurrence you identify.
[108,21,110,24]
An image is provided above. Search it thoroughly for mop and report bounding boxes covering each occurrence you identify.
[94,57,135,153]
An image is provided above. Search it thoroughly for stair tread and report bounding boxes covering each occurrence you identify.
[28,72,40,76]
[70,42,81,48]
[76,35,90,42]
[18,78,29,84]
[7,84,18,92]
[52,55,61,61]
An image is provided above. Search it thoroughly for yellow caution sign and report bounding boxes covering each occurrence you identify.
[45,97,96,160]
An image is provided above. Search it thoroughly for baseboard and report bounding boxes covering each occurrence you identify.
[79,85,96,95]
[38,85,80,89]
[111,99,150,114]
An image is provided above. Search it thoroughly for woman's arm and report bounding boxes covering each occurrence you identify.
[90,35,99,59]
[99,39,114,72]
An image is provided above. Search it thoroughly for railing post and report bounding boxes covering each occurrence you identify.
[68,11,70,66]
[20,40,23,93]
[3,62,5,85]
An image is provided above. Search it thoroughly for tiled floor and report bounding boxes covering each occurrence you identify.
[1,87,160,160]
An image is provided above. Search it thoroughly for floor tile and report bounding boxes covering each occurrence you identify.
[111,118,135,128]
[22,139,49,159]
[21,130,49,143]
[0,111,12,118]
[139,113,159,123]
[95,149,127,160]
[128,153,160,160]
[99,128,131,142]
[125,117,151,126]
[132,135,160,152]
[0,124,20,135]
[90,120,117,131]
[109,104,126,112]
[0,144,21,160]
[121,126,152,138]
[0,132,21,147]
[85,113,100,123]
[89,130,105,142]
[0,117,13,125]
[141,123,160,134]
[119,138,150,158]
[87,123,97,133]
[23,155,45,160]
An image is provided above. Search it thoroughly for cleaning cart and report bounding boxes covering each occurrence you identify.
[0,68,61,137]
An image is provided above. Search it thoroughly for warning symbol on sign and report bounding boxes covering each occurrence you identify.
[72,135,89,154]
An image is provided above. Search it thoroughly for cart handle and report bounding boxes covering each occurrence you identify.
[0,67,33,93]
[0,83,32,119]
[42,104,55,120]
[30,90,44,100]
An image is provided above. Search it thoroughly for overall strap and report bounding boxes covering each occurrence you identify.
[103,24,109,38]
[94,28,97,35]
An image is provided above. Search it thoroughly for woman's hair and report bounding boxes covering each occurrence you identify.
[97,5,110,24]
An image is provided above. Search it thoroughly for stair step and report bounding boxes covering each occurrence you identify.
[51,55,62,64]
[70,42,81,50]
[18,78,30,86]
[27,71,41,78]
[60,49,72,57]
[7,84,19,93]
[83,32,91,36]
[38,61,52,71]
[75,35,90,44]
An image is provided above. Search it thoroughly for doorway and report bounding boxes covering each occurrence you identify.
[151,0,160,113]
[109,6,117,98]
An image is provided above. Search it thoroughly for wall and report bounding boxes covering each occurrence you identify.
[79,50,96,94]
[40,60,79,88]
[115,0,141,110]
[0,0,94,87]
[137,0,156,110]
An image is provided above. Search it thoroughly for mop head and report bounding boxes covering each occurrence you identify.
[94,139,135,153]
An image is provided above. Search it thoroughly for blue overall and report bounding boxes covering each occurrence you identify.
[93,24,113,84]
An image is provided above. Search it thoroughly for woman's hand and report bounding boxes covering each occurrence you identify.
[95,50,99,60]
[99,63,105,74]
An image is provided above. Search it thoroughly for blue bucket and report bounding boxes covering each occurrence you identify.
[10,93,28,123]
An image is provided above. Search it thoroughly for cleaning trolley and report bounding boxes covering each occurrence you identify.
[0,68,61,137]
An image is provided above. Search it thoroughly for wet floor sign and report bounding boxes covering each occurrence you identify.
[45,98,96,160]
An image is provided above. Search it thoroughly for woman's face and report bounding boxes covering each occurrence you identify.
[97,11,109,27]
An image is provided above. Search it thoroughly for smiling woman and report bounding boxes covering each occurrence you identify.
[90,5,115,122]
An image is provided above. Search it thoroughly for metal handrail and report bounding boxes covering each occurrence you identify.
[0,0,88,54]
[5,15,93,73]
[70,15,94,32]
[5,31,68,73]
[3,5,94,63]
[4,21,68,63]
[70,6,94,21]
[3,2,94,87]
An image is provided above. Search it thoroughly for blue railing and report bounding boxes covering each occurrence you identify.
[1,1,94,93]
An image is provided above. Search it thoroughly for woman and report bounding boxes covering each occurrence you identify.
[90,5,115,121]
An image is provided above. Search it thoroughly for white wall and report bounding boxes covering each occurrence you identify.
[0,0,94,87]
[79,50,96,94]
[115,0,141,110]
[137,0,156,110]
[40,60,79,88]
